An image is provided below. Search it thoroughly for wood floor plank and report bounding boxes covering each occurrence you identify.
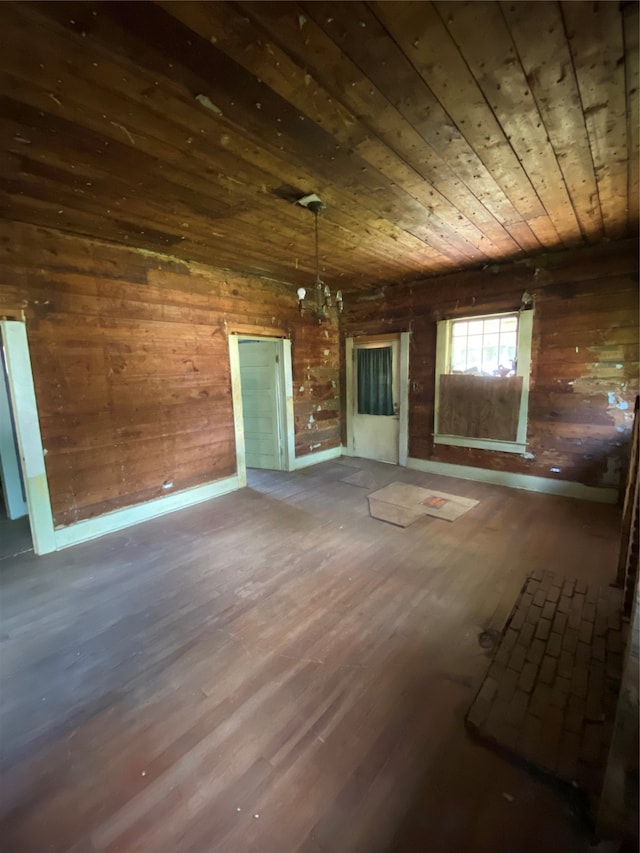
[0,460,622,852]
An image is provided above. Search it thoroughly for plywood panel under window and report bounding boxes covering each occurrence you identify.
[438,374,523,441]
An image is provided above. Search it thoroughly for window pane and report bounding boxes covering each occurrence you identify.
[452,321,467,336]
[500,316,518,333]
[484,318,499,333]
[451,339,468,371]
[468,320,483,335]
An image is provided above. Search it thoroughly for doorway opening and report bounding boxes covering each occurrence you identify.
[346,332,410,465]
[228,334,295,485]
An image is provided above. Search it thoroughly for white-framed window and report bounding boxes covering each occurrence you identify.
[434,308,534,454]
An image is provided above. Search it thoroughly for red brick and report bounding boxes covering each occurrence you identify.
[585,585,599,605]
[477,676,499,705]
[565,694,584,734]
[594,613,609,637]
[565,709,583,734]
[562,579,575,598]
[607,629,622,654]
[558,650,574,680]
[571,667,589,699]
[585,686,603,722]
[555,675,572,695]
[499,667,519,702]
[509,608,526,630]
[529,683,553,717]
[562,628,579,654]
[575,579,587,595]
[506,689,530,726]
[531,569,543,581]
[508,643,527,672]
[519,661,538,693]
[494,645,510,666]
[501,627,519,652]
[578,620,593,645]
[546,586,560,603]
[582,601,596,623]
[546,631,563,657]
[519,621,535,647]
[552,611,568,635]
[588,663,605,695]
[521,592,534,610]
[483,698,511,741]
[576,641,591,667]
[550,573,564,589]
[550,685,569,709]
[526,604,543,624]
[568,611,580,631]
[533,589,547,607]
[526,638,546,665]
[535,618,552,641]
[539,655,557,685]
[541,601,556,621]
[557,595,572,615]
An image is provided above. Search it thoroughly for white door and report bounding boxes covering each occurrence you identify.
[0,331,28,518]
[352,337,400,464]
[238,339,283,470]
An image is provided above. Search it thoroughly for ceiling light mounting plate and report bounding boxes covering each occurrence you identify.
[296,193,325,214]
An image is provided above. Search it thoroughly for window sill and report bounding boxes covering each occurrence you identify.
[434,434,527,455]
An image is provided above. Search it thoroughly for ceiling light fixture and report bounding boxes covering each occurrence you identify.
[296,193,343,323]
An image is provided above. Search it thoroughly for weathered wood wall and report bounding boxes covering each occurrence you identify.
[343,239,639,491]
[0,221,340,526]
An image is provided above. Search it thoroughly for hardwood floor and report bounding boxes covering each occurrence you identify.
[0,460,622,853]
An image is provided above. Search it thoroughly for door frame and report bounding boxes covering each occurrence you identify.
[228,334,295,484]
[345,332,410,466]
[0,320,56,554]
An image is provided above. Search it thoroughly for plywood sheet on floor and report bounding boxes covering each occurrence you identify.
[368,482,479,522]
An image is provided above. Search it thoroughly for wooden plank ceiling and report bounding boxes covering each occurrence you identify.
[1,1,638,293]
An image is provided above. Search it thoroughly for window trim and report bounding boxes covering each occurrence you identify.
[434,309,534,454]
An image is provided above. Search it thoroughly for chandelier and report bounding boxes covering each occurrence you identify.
[296,194,343,323]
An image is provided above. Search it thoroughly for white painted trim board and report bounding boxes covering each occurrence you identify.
[406,457,618,504]
[54,475,240,549]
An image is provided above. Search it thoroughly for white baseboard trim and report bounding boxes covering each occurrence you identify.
[406,457,618,504]
[54,475,240,550]
[294,445,343,469]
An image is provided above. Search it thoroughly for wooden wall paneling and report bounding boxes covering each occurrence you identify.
[435,1,581,247]
[343,240,639,491]
[0,220,342,524]
[562,1,629,239]
[623,1,639,228]
[371,0,546,250]
[501,0,604,242]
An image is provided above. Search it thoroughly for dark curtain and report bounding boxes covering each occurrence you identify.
[357,347,394,415]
